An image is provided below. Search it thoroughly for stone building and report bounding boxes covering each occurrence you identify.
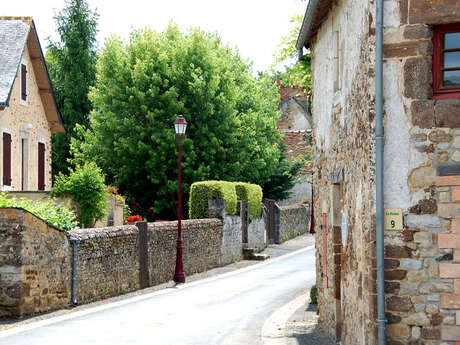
[297,0,460,344]
[277,84,312,205]
[0,17,64,192]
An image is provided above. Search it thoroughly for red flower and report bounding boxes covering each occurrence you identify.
[125,215,143,222]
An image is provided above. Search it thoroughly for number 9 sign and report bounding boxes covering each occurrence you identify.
[384,209,403,230]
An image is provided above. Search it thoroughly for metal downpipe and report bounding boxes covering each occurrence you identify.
[70,238,78,305]
[375,0,386,343]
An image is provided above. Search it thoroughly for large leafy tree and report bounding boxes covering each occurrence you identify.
[269,14,311,90]
[72,25,296,219]
[46,0,98,177]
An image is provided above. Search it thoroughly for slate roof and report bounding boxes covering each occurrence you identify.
[0,19,30,106]
[0,17,64,132]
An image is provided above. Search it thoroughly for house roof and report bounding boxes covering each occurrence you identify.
[296,0,333,51]
[0,17,65,133]
[282,130,311,161]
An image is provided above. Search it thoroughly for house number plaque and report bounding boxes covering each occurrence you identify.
[384,209,403,230]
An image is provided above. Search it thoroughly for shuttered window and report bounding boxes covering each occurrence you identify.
[38,143,45,190]
[21,64,27,101]
[3,133,11,186]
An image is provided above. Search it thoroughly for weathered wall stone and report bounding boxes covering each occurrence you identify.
[0,208,70,318]
[0,205,269,318]
[278,203,311,243]
[409,0,460,25]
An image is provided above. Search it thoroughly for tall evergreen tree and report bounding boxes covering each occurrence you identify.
[46,0,98,177]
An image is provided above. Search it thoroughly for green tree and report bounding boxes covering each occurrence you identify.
[72,25,296,219]
[269,14,311,90]
[46,0,98,177]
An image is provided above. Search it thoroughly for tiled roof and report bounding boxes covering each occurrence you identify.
[282,130,311,161]
[0,18,30,106]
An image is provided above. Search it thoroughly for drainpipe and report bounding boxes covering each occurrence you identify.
[70,237,78,305]
[375,0,386,343]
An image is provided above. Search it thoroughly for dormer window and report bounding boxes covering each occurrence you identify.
[433,23,460,99]
[20,62,27,104]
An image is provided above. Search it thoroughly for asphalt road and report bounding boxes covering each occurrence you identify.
[0,246,315,345]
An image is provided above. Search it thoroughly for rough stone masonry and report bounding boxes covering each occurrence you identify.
[302,0,460,344]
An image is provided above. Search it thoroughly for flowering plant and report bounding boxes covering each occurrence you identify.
[106,185,119,194]
[125,215,143,223]
[106,185,124,203]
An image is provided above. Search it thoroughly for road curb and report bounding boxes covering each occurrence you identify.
[261,290,311,345]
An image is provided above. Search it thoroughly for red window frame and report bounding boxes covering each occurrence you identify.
[433,23,460,100]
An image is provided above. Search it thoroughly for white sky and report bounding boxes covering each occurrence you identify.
[1,0,307,72]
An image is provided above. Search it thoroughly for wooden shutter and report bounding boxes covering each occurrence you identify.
[3,133,11,186]
[21,64,27,101]
[38,143,45,190]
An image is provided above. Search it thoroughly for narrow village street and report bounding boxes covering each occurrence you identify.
[0,236,322,345]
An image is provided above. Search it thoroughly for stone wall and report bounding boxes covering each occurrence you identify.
[0,201,268,318]
[68,226,140,304]
[278,204,311,243]
[310,0,460,344]
[310,0,380,342]
[0,208,71,318]
[220,215,243,265]
[248,218,266,252]
[208,199,267,263]
[147,219,222,285]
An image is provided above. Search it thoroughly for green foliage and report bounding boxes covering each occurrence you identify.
[46,0,98,176]
[51,163,108,227]
[233,182,262,220]
[0,193,78,231]
[310,285,318,304]
[72,25,289,219]
[189,181,237,219]
[269,14,311,90]
[261,146,302,200]
[123,204,131,220]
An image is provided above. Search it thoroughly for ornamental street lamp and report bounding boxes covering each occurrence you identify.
[173,115,187,283]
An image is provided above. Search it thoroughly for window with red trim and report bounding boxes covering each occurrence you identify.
[433,23,460,100]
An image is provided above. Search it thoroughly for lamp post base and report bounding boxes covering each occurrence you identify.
[173,240,185,283]
[173,272,185,284]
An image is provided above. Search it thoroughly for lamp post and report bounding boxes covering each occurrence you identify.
[173,115,187,283]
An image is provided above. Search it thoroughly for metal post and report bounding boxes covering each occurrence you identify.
[375,0,386,343]
[70,238,78,305]
[173,135,185,283]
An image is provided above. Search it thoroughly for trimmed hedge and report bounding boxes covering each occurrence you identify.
[189,181,237,219]
[234,182,262,220]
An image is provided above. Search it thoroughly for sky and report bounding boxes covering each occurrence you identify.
[1,0,307,72]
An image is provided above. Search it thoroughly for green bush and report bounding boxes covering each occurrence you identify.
[0,193,78,231]
[189,181,237,219]
[234,182,263,220]
[52,163,108,227]
[310,285,317,304]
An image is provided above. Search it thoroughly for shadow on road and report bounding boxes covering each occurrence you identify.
[286,304,338,345]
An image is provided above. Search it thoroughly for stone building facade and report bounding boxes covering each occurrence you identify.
[277,85,313,205]
[297,0,460,344]
[0,17,64,192]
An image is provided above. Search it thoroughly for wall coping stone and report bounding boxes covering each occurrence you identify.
[278,203,310,211]
[67,225,138,240]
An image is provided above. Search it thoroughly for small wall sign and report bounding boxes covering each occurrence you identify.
[384,209,403,230]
